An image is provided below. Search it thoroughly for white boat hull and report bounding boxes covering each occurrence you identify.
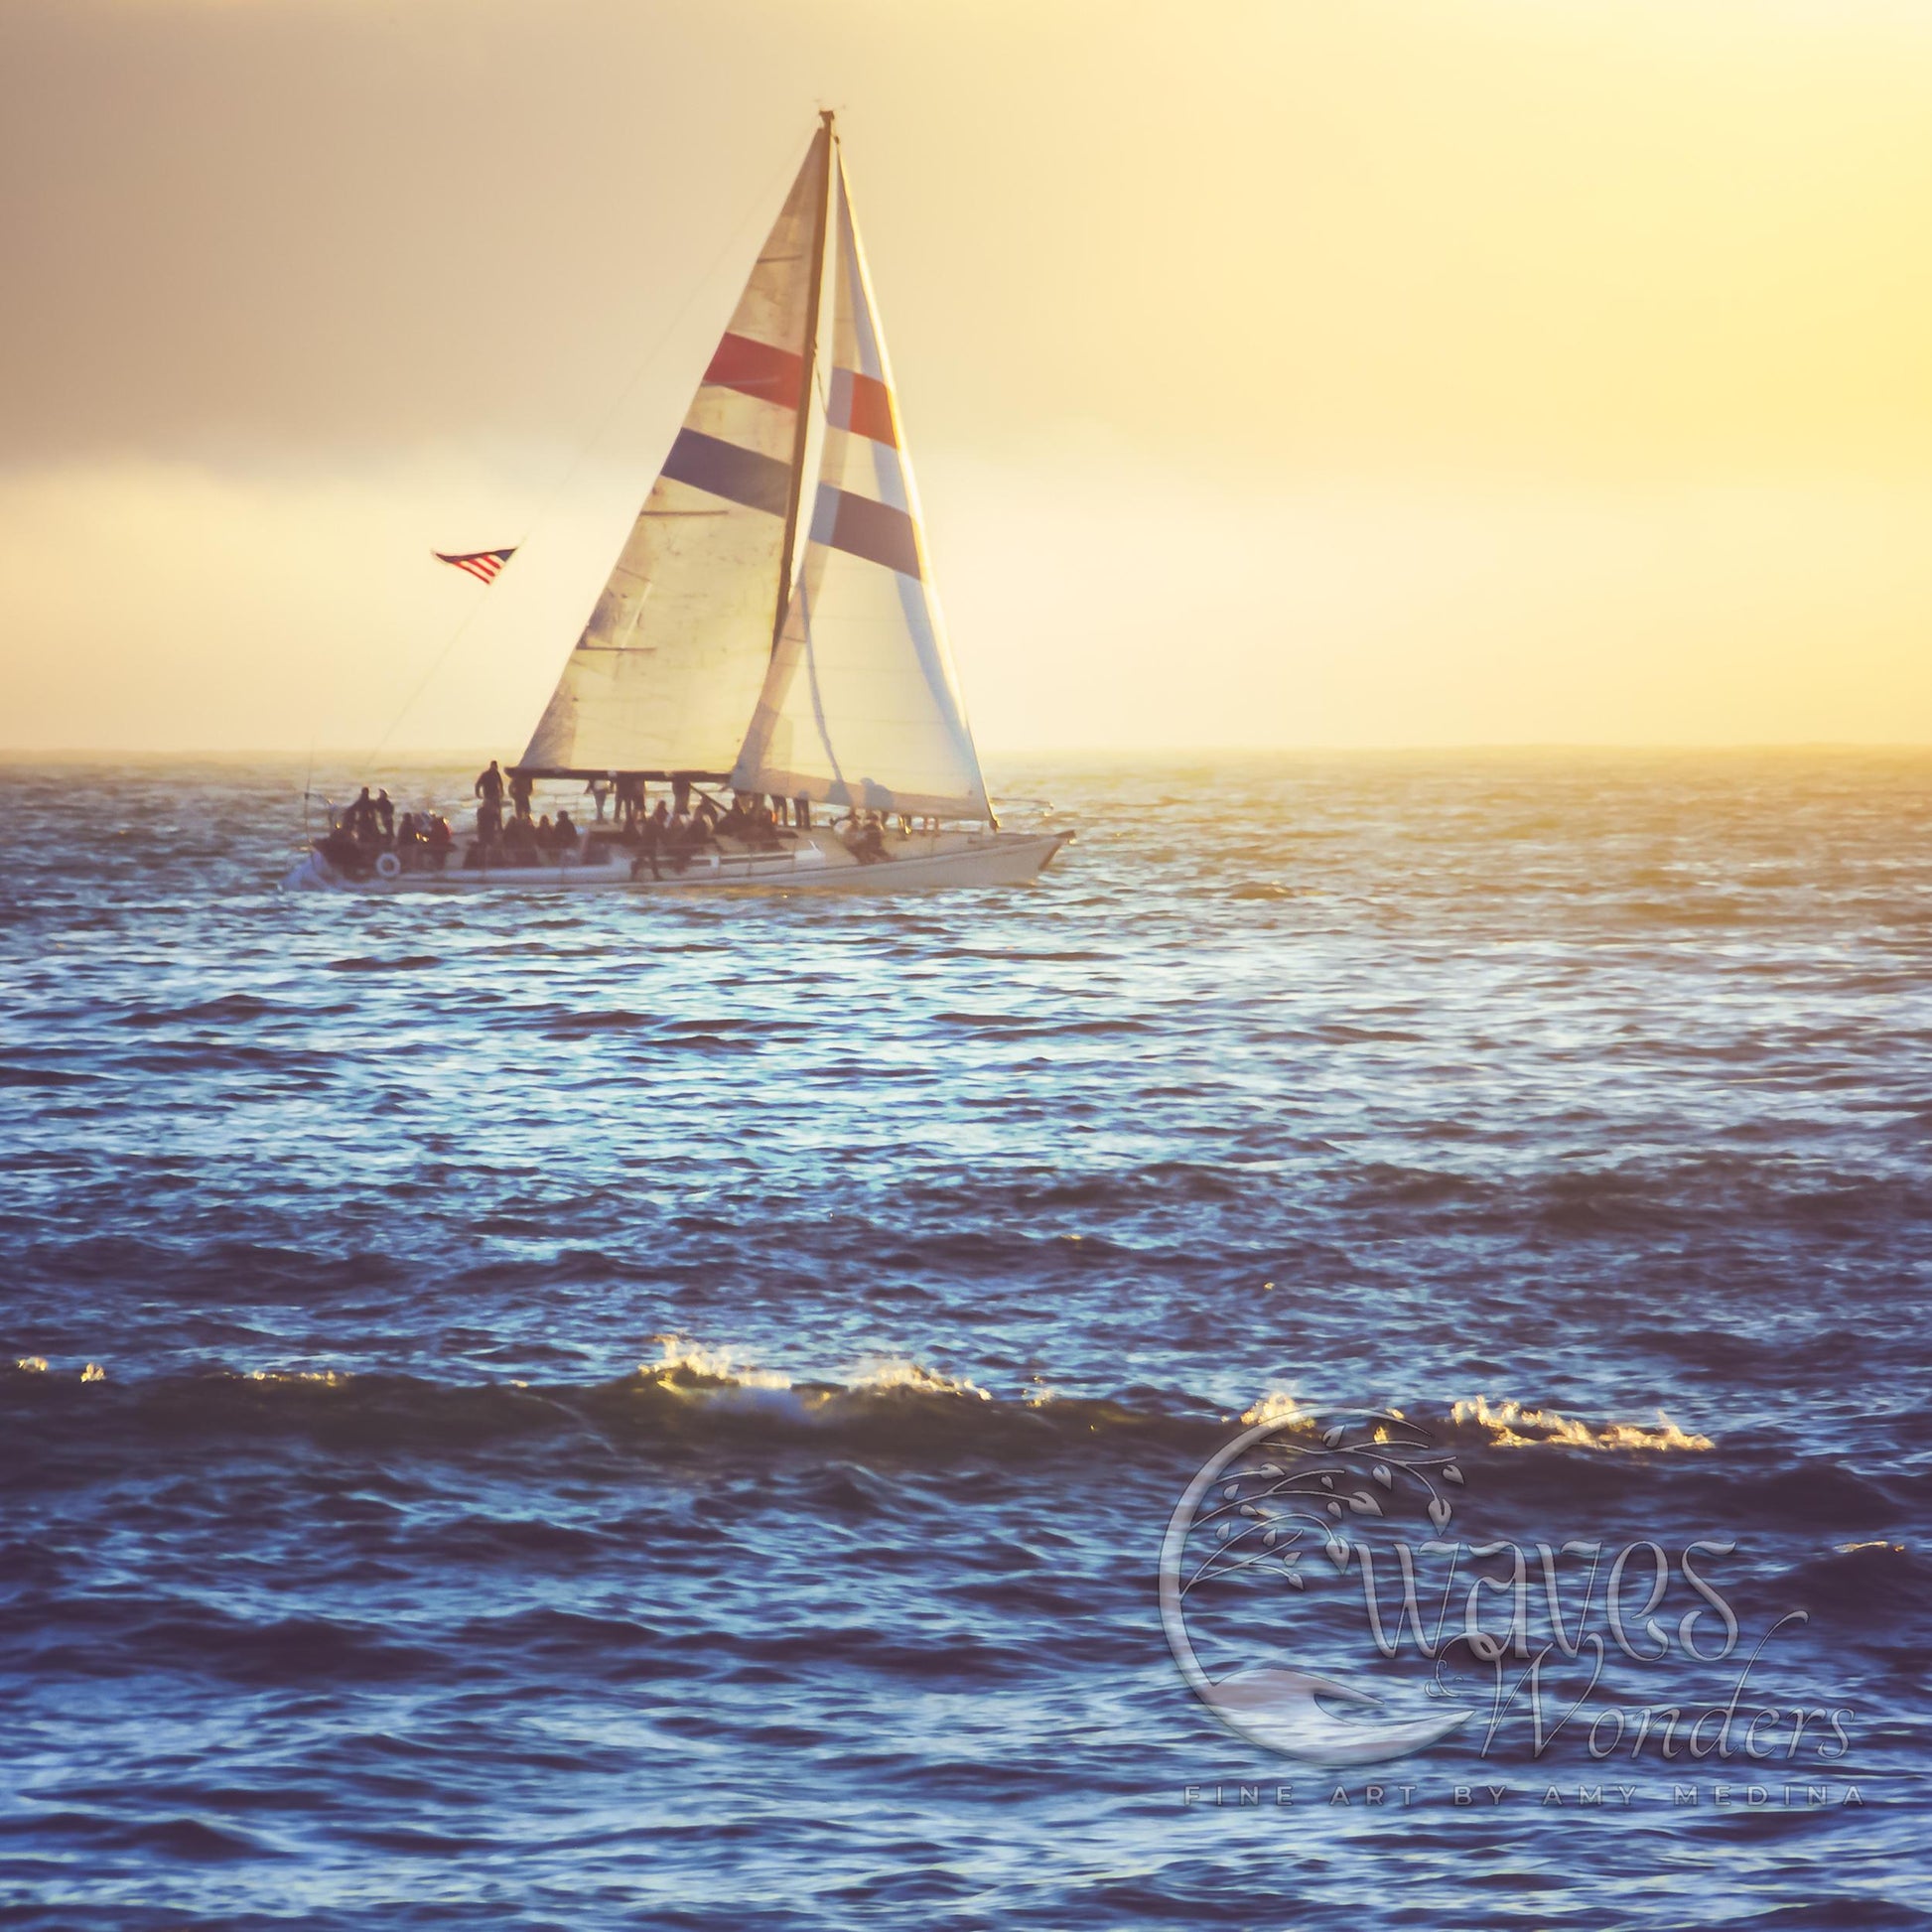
[280,827,1072,896]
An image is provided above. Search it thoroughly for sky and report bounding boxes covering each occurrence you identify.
[3,0,1932,754]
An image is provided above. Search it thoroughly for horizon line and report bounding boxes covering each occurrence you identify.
[7,741,1932,763]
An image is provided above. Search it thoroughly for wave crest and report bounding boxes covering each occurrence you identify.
[1448,1395,1712,1451]
[1,1355,1720,1464]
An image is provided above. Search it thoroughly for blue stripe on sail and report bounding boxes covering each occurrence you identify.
[661,429,791,517]
[810,486,922,579]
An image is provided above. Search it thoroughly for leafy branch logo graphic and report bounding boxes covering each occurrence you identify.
[1163,1406,1849,1774]
[1160,1410,1476,1765]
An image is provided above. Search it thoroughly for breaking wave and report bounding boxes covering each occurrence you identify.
[1445,1394,1714,1451]
[2,1349,1723,1464]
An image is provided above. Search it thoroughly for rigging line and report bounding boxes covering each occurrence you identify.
[356,137,810,776]
[509,135,809,562]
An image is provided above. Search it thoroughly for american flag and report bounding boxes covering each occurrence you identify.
[434,547,517,585]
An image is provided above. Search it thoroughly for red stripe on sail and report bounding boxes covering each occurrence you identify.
[704,332,806,409]
[842,371,897,447]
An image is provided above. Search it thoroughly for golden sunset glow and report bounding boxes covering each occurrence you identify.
[4,0,1932,751]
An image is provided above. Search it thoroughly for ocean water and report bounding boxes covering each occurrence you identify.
[1,751,1928,1929]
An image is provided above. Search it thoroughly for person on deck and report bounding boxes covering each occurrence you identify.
[669,806,710,875]
[509,770,534,821]
[845,812,887,865]
[742,796,780,849]
[631,801,668,881]
[476,760,505,808]
[554,810,579,848]
[321,823,365,876]
[427,817,453,870]
[374,789,395,839]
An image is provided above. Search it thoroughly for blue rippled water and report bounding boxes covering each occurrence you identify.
[1,752,1929,1928]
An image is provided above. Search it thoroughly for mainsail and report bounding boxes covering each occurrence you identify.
[519,124,831,776]
[729,158,992,819]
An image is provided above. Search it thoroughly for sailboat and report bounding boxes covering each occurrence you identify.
[284,113,1072,896]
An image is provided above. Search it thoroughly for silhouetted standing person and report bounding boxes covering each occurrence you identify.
[634,800,668,881]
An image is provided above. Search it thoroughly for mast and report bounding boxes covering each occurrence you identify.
[771,111,837,660]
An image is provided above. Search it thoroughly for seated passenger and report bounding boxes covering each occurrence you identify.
[554,809,579,846]
[321,826,365,876]
[668,807,710,873]
[845,812,887,864]
[734,794,778,848]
